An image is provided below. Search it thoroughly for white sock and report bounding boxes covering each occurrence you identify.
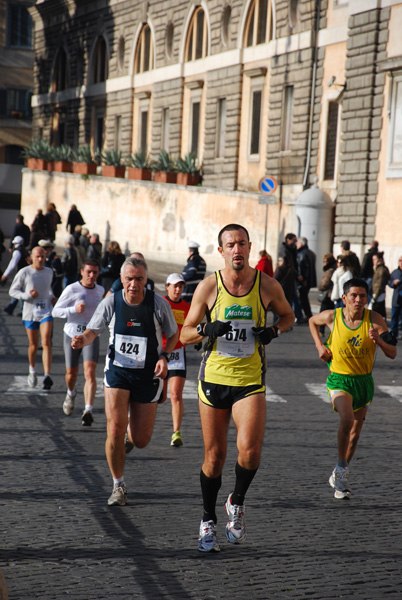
[29,366,36,374]
[85,404,92,412]
[113,477,125,486]
[67,389,76,397]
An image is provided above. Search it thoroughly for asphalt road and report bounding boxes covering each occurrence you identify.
[0,263,402,600]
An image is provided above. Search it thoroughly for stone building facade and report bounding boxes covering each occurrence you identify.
[0,0,34,234]
[25,0,402,271]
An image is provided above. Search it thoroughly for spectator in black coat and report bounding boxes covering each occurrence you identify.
[66,204,85,234]
[100,240,125,292]
[9,214,30,249]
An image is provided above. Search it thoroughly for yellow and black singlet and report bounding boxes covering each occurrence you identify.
[327,308,376,375]
[199,270,267,386]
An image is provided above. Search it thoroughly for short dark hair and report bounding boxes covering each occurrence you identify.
[285,233,296,242]
[341,240,350,251]
[218,224,250,247]
[83,259,100,270]
[373,251,384,260]
[343,278,369,295]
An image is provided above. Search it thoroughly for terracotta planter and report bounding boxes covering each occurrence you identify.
[46,161,54,172]
[102,165,126,178]
[53,160,72,173]
[27,158,48,170]
[176,172,200,186]
[127,167,152,181]
[73,162,97,175]
[154,171,177,184]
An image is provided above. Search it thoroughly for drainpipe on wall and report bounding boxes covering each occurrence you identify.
[302,0,321,189]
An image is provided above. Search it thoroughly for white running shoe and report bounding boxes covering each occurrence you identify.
[224,493,246,544]
[108,483,127,506]
[63,391,76,415]
[27,373,37,388]
[198,520,220,552]
[329,465,351,499]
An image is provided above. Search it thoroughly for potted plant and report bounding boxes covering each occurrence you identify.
[72,145,97,175]
[21,138,51,170]
[176,153,201,186]
[102,149,126,178]
[126,150,152,181]
[52,144,73,173]
[152,150,177,184]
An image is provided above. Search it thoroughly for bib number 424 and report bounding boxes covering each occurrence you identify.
[119,341,139,355]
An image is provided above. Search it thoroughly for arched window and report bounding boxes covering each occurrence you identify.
[135,24,154,74]
[186,6,208,61]
[244,0,274,47]
[92,36,108,83]
[52,48,68,92]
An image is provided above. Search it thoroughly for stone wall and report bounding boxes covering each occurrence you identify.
[335,7,390,246]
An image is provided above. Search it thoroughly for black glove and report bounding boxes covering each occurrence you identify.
[194,342,202,351]
[204,320,232,338]
[251,326,278,345]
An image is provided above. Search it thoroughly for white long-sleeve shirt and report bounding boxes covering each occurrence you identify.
[52,281,105,337]
[9,265,54,321]
[3,249,22,279]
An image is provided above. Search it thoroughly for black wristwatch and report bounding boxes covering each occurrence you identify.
[160,351,169,360]
[196,323,205,336]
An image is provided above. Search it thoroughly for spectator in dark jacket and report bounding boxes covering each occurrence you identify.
[341,240,361,277]
[360,240,379,302]
[278,233,304,323]
[79,227,90,251]
[100,240,125,292]
[39,239,63,298]
[388,256,402,339]
[61,235,78,288]
[371,252,390,317]
[274,255,295,305]
[9,214,30,249]
[296,237,314,319]
[45,203,62,241]
[181,241,206,303]
[66,204,85,234]
[317,253,336,334]
[86,233,102,262]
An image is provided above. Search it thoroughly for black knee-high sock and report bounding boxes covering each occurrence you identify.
[200,469,222,523]
[231,462,258,506]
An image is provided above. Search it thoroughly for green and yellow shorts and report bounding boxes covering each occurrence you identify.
[327,372,374,412]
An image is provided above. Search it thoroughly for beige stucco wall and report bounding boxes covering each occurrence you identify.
[376,6,402,278]
[21,169,293,271]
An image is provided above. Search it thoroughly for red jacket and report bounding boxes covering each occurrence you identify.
[255,256,273,277]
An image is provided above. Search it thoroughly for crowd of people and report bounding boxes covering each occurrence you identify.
[1,215,401,552]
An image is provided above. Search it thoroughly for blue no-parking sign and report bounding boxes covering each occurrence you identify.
[259,176,278,195]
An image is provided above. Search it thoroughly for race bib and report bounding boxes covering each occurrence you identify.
[33,301,51,320]
[216,320,256,358]
[65,322,87,337]
[167,346,185,370]
[113,334,147,368]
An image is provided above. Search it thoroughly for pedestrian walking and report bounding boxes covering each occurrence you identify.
[71,256,178,506]
[180,223,294,552]
[99,241,125,293]
[309,278,396,499]
[331,255,353,308]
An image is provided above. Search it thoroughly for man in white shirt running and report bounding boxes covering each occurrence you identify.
[9,246,55,390]
[52,260,104,425]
